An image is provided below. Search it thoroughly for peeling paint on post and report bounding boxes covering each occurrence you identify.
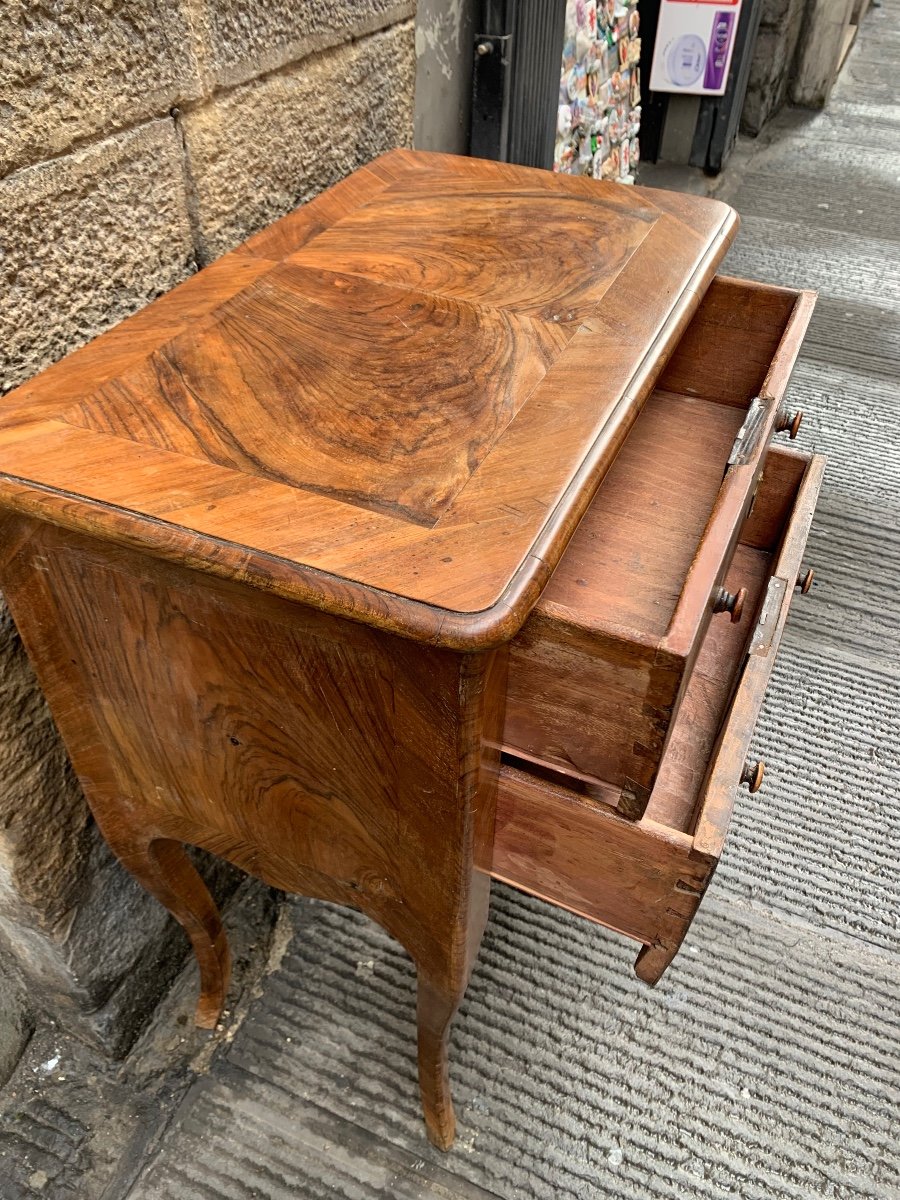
[413,0,476,153]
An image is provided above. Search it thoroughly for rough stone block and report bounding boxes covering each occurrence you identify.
[52,840,244,1057]
[0,1,202,175]
[759,0,792,28]
[183,20,416,262]
[194,0,416,90]
[741,0,807,135]
[0,118,195,395]
[0,604,88,929]
[791,0,856,108]
[0,949,33,1087]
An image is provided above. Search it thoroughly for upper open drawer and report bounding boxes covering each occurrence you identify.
[503,275,816,819]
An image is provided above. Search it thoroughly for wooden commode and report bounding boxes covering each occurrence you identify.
[0,151,824,1150]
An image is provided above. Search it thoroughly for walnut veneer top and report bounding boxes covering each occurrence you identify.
[0,150,738,647]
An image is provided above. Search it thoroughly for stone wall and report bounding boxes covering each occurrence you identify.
[741,0,808,136]
[0,0,416,1082]
[741,0,860,137]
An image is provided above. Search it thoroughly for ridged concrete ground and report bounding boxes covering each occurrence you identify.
[130,893,899,1200]
[2,5,899,1197]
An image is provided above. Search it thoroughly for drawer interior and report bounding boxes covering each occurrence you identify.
[503,275,815,815]
[534,388,746,642]
[486,448,824,982]
[656,274,802,405]
[528,274,810,648]
[642,541,769,833]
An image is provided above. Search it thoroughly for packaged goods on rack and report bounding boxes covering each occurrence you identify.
[555,0,641,183]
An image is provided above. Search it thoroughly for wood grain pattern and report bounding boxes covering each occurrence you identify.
[0,154,825,1149]
[62,262,572,528]
[0,150,738,649]
[657,275,814,405]
[503,279,814,814]
[487,449,826,982]
[0,517,505,1149]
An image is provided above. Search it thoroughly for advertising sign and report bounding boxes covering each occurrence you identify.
[649,0,742,96]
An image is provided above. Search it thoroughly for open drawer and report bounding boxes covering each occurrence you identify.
[481,447,825,985]
[503,275,816,819]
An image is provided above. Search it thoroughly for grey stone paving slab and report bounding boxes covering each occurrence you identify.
[799,295,900,382]
[128,1067,499,1200]
[144,889,900,1200]
[768,99,900,152]
[785,491,900,665]
[783,358,900,503]
[734,129,900,188]
[0,881,276,1200]
[719,636,900,951]
[0,1030,141,1200]
[728,168,900,243]
[723,216,900,310]
[840,57,899,100]
[852,36,900,67]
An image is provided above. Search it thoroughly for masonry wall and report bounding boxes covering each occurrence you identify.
[0,0,416,1081]
[741,0,808,137]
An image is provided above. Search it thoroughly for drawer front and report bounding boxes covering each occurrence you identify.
[503,275,816,819]
[693,450,826,860]
[485,450,826,983]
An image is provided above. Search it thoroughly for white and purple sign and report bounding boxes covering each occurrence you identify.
[649,0,742,97]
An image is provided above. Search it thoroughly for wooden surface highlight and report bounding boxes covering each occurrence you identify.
[0,150,738,648]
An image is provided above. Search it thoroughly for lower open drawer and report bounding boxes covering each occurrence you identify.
[478,447,825,984]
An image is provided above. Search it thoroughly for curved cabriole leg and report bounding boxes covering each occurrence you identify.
[634,940,678,986]
[110,834,231,1028]
[416,972,464,1151]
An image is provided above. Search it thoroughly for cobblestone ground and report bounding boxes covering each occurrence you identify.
[1,5,899,1197]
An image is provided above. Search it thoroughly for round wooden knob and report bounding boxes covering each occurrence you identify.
[476,40,493,55]
[775,407,803,439]
[713,585,747,624]
[741,759,765,793]
[796,567,814,594]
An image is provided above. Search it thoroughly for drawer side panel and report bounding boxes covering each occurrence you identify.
[482,766,713,949]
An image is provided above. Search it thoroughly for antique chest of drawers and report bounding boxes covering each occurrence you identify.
[0,150,823,1150]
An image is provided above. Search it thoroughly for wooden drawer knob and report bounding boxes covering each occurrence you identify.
[741,759,765,793]
[713,585,747,624]
[796,566,814,594]
[775,406,803,439]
